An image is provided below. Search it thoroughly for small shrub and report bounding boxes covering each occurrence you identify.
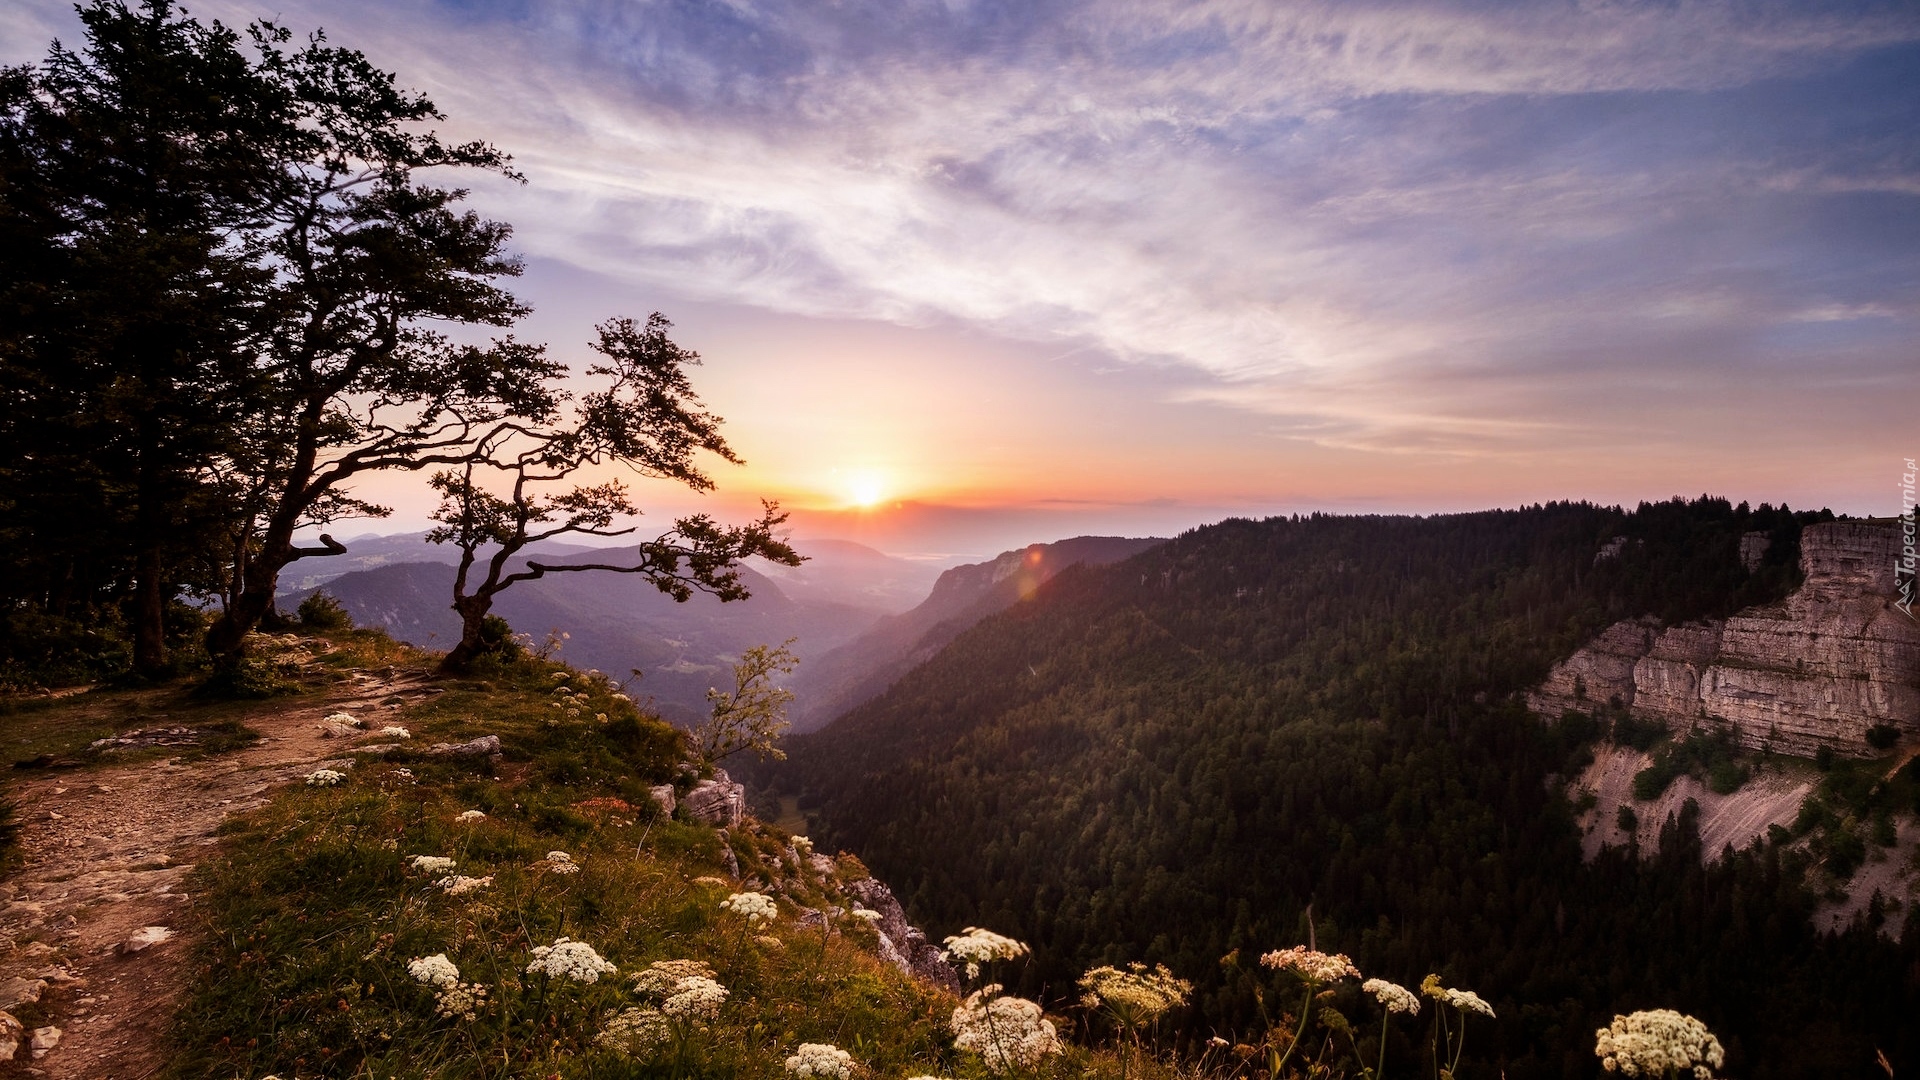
[1616,805,1638,833]
[298,591,353,631]
[195,656,295,699]
[1632,759,1680,801]
[1866,724,1899,751]
[1706,758,1749,796]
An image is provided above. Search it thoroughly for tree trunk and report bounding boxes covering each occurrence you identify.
[438,594,494,673]
[132,545,167,676]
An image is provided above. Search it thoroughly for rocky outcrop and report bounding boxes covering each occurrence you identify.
[1571,745,1812,860]
[1533,523,1920,758]
[845,878,960,992]
[681,770,746,827]
[1632,622,1723,723]
[1527,617,1657,718]
[1739,532,1771,572]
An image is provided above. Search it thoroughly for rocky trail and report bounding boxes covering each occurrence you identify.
[0,665,445,1079]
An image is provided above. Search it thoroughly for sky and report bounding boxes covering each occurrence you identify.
[7,0,1917,557]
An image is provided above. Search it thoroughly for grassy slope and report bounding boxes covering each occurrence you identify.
[156,641,1149,1080]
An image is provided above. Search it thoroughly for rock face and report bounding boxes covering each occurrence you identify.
[1533,523,1920,758]
[1528,617,1658,717]
[681,770,746,827]
[844,878,960,992]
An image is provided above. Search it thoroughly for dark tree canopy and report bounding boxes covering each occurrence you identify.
[0,1,789,683]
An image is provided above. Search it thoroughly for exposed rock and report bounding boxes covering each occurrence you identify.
[88,727,199,752]
[423,735,500,757]
[1594,535,1630,564]
[682,770,746,827]
[845,878,960,992]
[117,926,172,955]
[1528,617,1658,718]
[1632,622,1723,722]
[1701,523,1920,756]
[28,1025,58,1059]
[1570,745,1812,861]
[647,785,677,817]
[1534,523,1920,758]
[1739,531,1772,572]
[316,718,359,738]
[0,1010,20,1061]
[0,978,45,1012]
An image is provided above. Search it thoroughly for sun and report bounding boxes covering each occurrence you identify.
[842,470,888,509]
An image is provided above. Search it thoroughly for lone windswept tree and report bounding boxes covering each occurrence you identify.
[427,314,800,672]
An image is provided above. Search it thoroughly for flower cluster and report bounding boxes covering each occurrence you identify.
[435,874,492,896]
[323,712,362,728]
[719,891,779,924]
[951,986,1061,1074]
[455,809,486,823]
[784,1042,855,1079]
[850,907,883,923]
[631,959,718,997]
[597,1006,671,1057]
[1421,975,1495,1017]
[942,927,1028,981]
[408,953,460,989]
[1260,946,1360,985]
[791,835,814,857]
[304,769,347,787]
[1078,962,1192,1026]
[1594,1009,1724,1079]
[434,980,488,1021]
[409,855,457,874]
[662,976,729,1022]
[525,937,618,983]
[1363,978,1421,1016]
[543,850,581,875]
[376,725,410,739]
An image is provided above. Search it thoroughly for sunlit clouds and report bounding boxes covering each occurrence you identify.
[8,0,1916,544]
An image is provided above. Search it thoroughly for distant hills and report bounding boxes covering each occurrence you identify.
[284,532,1160,728]
[787,536,1162,731]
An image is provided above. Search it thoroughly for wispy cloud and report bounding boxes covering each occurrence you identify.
[15,0,1918,472]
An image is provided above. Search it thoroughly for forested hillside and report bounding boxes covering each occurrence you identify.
[775,499,1920,1079]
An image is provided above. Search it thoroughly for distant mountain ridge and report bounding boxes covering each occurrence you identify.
[787,535,1164,731]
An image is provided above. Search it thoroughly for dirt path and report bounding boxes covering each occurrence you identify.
[0,665,442,1079]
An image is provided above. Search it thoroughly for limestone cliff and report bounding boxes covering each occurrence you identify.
[1532,522,1920,758]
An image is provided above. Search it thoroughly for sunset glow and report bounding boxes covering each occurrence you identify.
[15,0,1905,556]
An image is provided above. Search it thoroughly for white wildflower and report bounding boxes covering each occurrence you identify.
[1444,988,1495,1017]
[407,953,460,989]
[1079,962,1191,1027]
[409,855,457,874]
[942,927,1029,981]
[612,692,631,703]
[719,891,779,924]
[951,986,1061,1073]
[784,1042,855,1079]
[566,707,581,718]
[661,976,729,1022]
[455,809,486,823]
[1363,978,1421,1016]
[376,725,410,739]
[549,671,570,681]
[323,712,362,728]
[525,937,618,983]
[543,850,581,875]
[435,874,492,896]
[1260,946,1360,985]
[434,981,487,1020]
[850,907,883,923]
[791,835,813,857]
[631,959,719,998]
[597,1006,671,1057]
[1595,1009,1724,1079]
[304,769,347,787]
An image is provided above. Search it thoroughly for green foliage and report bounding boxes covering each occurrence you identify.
[695,640,799,765]
[1631,729,1748,802]
[193,656,296,700]
[297,591,354,632]
[775,499,1913,1080]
